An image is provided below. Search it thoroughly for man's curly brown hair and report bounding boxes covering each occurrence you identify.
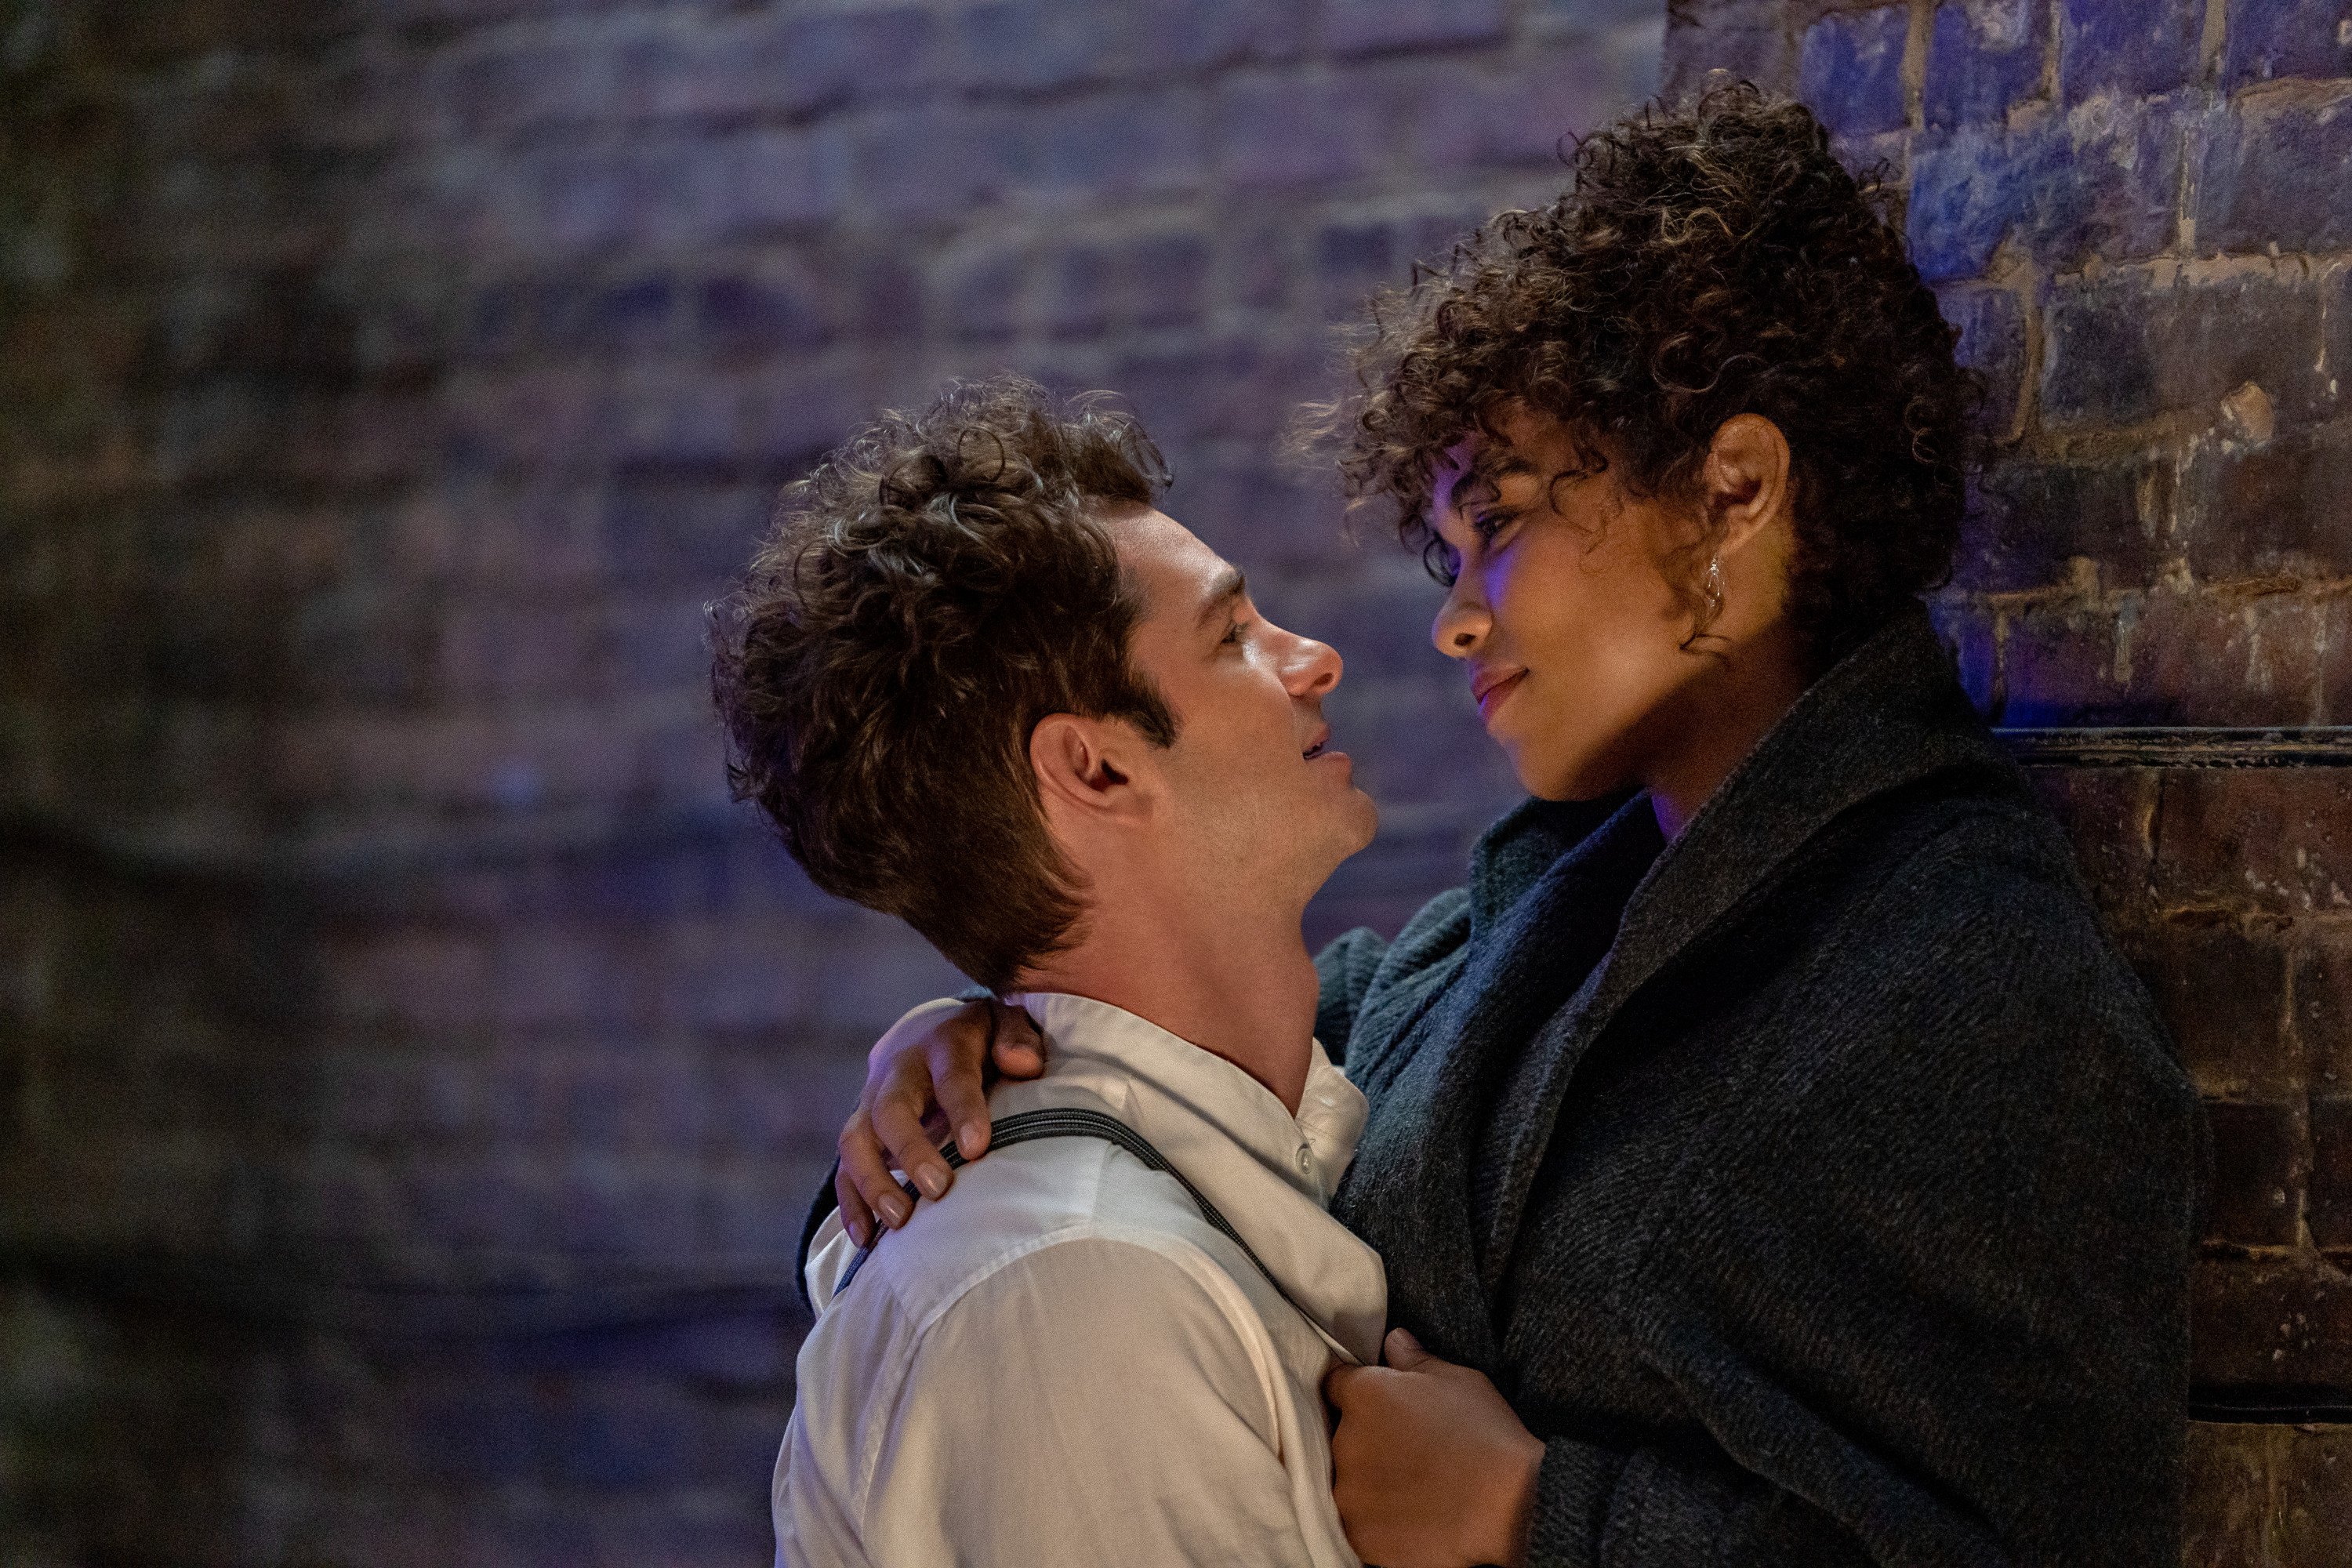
[1334,85,1982,671]
[709,376,1176,989]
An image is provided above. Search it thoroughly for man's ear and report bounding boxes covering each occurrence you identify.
[1029,713,1152,825]
[1702,412,1795,557]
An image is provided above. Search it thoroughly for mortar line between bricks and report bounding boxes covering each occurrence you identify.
[2198,0,2228,86]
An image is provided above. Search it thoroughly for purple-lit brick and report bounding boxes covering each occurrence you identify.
[2035,270,2160,422]
[1216,71,1396,187]
[1323,0,1510,58]
[1907,100,2184,280]
[1924,0,2050,128]
[1014,90,1210,198]
[45,0,2352,1557]
[694,271,831,360]
[2196,91,2352,256]
[1936,281,2027,437]
[934,245,1027,343]
[1530,0,1660,24]
[2057,0,2203,102]
[1799,5,1911,137]
[702,126,850,237]
[1664,10,1797,100]
[1041,244,1113,339]
[1122,230,1211,327]
[1995,600,2146,726]
[1413,48,1638,170]
[841,103,998,221]
[739,8,938,120]
[952,0,1125,93]
[2038,266,2330,431]
[2224,0,2352,88]
[1962,452,2170,591]
[1129,0,1313,71]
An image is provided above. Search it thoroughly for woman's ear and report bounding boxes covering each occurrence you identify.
[1703,413,1795,556]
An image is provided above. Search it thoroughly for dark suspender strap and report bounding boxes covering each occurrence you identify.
[833,1108,1316,1330]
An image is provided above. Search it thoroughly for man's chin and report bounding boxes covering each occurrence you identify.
[1311,790,1381,881]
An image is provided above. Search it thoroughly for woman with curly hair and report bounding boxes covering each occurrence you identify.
[825,87,2198,1567]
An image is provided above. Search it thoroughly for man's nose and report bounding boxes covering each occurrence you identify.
[1283,630,1343,698]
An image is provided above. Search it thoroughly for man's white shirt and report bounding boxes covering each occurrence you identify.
[775,989,1387,1568]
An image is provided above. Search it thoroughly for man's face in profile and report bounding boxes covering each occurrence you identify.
[1109,506,1377,906]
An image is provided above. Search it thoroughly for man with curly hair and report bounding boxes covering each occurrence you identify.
[831,89,2196,1568]
[713,376,1385,1566]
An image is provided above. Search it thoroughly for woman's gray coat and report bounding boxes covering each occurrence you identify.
[1316,603,2200,1568]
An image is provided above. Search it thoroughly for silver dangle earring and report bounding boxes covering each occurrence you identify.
[1681,555,1726,652]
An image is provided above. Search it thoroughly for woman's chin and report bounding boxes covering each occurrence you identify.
[1512,746,1633,804]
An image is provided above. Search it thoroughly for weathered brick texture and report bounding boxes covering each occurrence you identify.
[1670,0,2352,1539]
[1,2,1659,1563]
[2187,1421,2352,1568]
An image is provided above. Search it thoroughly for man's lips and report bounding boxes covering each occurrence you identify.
[1301,723,1333,760]
[1472,667,1527,720]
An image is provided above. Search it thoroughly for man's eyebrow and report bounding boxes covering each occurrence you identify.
[1195,565,1247,630]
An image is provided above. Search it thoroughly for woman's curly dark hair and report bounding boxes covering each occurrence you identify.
[709,375,1176,989]
[1333,85,1983,671]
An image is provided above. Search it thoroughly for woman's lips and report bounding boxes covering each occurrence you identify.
[1474,669,1527,724]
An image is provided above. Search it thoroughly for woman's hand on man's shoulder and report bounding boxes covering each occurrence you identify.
[833,996,1047,1246]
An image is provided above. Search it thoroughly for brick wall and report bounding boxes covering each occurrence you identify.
[1665,0,2352,1559]
[0,2,1662,1563]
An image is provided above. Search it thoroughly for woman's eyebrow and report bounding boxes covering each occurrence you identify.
[1443,463,1519,515]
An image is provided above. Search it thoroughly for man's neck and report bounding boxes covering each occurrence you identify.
[1019,898,1321,1115]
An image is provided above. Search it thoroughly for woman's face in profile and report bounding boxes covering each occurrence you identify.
[1427,405,1715,802]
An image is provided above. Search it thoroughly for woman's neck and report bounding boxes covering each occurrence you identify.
[1642,619,1814,841]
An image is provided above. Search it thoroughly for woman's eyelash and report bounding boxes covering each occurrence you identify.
[1472,508,1515,540]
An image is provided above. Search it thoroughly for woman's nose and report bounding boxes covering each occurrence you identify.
[1432,577,1489,659]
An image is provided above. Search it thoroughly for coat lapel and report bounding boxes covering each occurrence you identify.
[1477,606,2029,1281]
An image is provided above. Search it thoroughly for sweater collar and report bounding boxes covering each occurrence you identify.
[1465,604,2016,979]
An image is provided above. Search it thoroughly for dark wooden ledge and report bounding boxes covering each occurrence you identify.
[1993,727,2352,768]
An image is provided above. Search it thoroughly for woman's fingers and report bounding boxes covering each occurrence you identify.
[838,1105,909,1231]
[832,1152,878,1250]
[869,1082,946,1210]
[934,1030,996,1161]
[834,995,1033,1228]
[922,999,1009,1160]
